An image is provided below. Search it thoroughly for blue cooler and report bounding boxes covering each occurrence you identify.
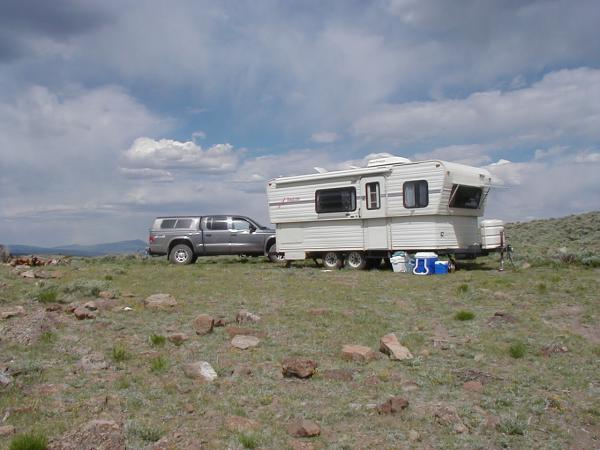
[413,252,438,275]
[434,261,449,275]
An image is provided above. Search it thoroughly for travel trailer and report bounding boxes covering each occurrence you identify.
[266,156,507,269]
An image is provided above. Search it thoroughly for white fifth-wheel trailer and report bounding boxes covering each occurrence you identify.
[266,156,507,269]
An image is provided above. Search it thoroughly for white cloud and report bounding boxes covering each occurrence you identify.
[310,131,339,144]
[414,144,493,166]
[121,137,239,172]
[353,68,600,146]
[119,167,174,182]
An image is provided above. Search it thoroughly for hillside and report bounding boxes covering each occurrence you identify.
[505,211,600,266]
[7,240,147,257]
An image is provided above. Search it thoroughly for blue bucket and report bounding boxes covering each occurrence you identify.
[413,252,438,275]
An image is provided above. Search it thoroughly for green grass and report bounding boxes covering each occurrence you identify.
[35,287,58,303]
[127,423,163,443]
[509,341,527,359]
[454,310,475,321]
[111,343,129,362]
[149,356,168,373]
[9,432,48,450]
[149,334,166,347]
[238,433,259,449]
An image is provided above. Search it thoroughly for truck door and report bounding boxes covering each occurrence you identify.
[230,217,264,254]
[202,216,231,254]
[359,176,389,249]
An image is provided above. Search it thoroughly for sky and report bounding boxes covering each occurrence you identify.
[1,0,599,246]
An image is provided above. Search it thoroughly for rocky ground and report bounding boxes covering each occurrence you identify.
[1,254,599,449]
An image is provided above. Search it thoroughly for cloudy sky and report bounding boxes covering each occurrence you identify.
[1,0,599,246]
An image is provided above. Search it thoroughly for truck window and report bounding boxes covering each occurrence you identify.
[160,219,176,229]
[207,217,228,230]
[403,180,428,208]
[449,185,483,209]
[232,218,250,231]
[175,218,193,229]
[366,182,380,210]
[315,187,356,213]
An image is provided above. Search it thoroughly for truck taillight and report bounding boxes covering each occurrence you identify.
[149,234,155,244]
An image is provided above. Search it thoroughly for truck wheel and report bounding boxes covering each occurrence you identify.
[322,252,343,270]
[346,251,367,270]
[169,244,194,265]
[267,243,285,263]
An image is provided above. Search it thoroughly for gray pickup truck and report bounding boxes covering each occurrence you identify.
[148,215,281,264]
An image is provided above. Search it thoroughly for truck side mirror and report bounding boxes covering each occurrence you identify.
[249,225,256,233]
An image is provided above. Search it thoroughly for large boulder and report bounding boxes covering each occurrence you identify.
[143,294,177,310]
[341,345,377,362]
[379,333,413,360]
[282,358,317,379]
[193,314,214,335]
[183,361,218,382]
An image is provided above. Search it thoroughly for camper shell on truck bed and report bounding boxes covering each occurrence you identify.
[266,156,506,269]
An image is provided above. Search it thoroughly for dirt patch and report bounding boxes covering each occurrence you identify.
[0,309,65,345]
[544,304,600,343]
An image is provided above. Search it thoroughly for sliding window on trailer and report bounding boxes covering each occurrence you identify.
[315,187,356,213]
[449,185,483,209]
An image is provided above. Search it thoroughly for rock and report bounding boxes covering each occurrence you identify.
[0,425,15,436]
[20,270,36,278]
[0,371,13,386]
[308,308,330,316]
[45,303,63,312]
[231,335,260,349]
[341,344,377,362]
[167,332,188,345]
[80,352,109,371]
[84,301,98,311]
[540,344,569,357]
[73,306,96,320]
[282,358,318,379]
[435,405,468,433]
[289,439,316,450]
[225,415,260,433]
[225,326,267,338]
[183,361,218,382]
[51,419,125,449]
[193,314,214,335]
[287,419,321,437]
[487,311,517,327]
[98,291,115,299]
[379,333,413,360]
[484,413,501,430]
[401,381,419,392]
[236,309,261,324]
[183,403,195,414]
[214,317,229,327]
[233,364,254,377]
[408,430,420,442]
[143,293,177,310]
[320,368,354,382]
[1,305,25,319]
[377,396,409,414]
[463,380,483,393]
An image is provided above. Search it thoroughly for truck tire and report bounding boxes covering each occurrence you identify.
[346,251,367,270]
[267,243,285,263]
[169,244,194,265]
[322,252,343,270]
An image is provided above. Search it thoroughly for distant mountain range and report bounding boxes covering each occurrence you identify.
[6,239,147,257]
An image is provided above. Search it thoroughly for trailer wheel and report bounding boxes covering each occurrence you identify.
[267,243,285,263]
[169,244,194,265]
[346,251,367,270]
[322,252,343,270]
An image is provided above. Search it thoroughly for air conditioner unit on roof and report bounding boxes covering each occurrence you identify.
[367,156,411,167]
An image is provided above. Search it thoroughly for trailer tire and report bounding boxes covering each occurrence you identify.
[346,251,367,270]
[267,243,285,263]
[169,244,194,265]
[322,252,343,270]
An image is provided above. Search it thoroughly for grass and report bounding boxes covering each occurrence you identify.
[111,344,129,363]
[454,310,475,321]
[1,212,599,448]
[35,287,58,303]
[509,341,527,359]
[9,432,48,450]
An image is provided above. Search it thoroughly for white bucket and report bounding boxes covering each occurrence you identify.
[390,255,407,273]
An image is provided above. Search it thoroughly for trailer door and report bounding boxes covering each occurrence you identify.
[360,176,389,249]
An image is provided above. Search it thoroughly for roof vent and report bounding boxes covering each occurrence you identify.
[367,156,411,167]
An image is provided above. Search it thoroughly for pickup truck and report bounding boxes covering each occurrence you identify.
[148,215,281,264]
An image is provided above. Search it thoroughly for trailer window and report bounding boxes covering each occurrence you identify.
[366,182,380,210]
[449,185,482,209]
[315,187,356,213]
[403,180,428,208]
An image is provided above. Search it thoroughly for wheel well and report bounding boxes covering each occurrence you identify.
[265,237,276,254]
[168,239,193,254]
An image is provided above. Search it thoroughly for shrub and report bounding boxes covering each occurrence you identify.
[9,432,48,450]
[112,344,129,362]
[456,283,469,294]
[498,417,525,435]
[149,334,166,347]
[238,433,259,449]
[128,423,163,442]
[454,310,475,321]
[509,341,527,359]
[150,356,168,373]
[35,287,58,303]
